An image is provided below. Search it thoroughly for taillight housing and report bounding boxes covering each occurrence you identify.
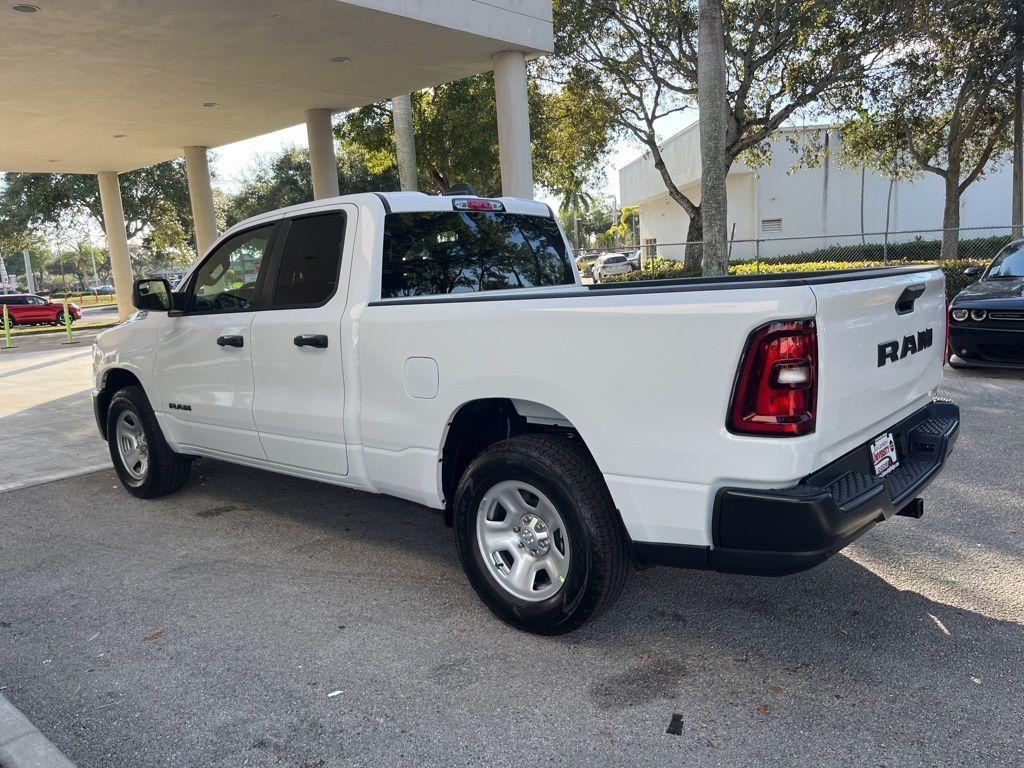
[728,319,817,437]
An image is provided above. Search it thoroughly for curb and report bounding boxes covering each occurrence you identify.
[0,693,76,768]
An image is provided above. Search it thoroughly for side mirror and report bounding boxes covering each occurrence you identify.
[133,278,172,311]
[963,266,982,278]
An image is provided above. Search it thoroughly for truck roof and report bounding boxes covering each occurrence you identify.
[220,191,554,242]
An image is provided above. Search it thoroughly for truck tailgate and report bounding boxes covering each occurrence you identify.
[811,268,946,458]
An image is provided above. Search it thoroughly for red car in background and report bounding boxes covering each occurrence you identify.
[0,294,81,326]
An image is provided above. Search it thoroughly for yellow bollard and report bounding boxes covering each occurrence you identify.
[2,303,12,350]
[61,296,76,345]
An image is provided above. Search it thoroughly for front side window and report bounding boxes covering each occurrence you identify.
[191,225,273,312]
[273,213,346,307]
[381,212,573,298]
[987,242,1024,279]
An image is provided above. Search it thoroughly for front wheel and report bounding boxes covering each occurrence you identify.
[56,311,74,326]
[453,434,630,634]
[107,385,192,498]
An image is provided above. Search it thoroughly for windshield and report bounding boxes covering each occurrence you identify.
[987,242,1024,278]
[604,256,627,264]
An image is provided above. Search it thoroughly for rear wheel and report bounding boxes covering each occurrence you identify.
[3,314,15,328]
[453,434,629,634]
[107,385,191,498]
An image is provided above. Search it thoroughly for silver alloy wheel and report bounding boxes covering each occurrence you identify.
[476,480,570,602]
[115,409,149,482]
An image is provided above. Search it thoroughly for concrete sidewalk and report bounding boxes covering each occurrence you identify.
[0,694,75,768]
[0,329,111,492]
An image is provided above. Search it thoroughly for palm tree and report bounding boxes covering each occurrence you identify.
[556,177,594,250]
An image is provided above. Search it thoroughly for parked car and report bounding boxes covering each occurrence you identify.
[575,251,601,278]
[92,190,958,634]
[0,293,81,326]
[949,239,1024,369]
[591,253,633,283]
[624,249,641,272]
[89,284,116,295]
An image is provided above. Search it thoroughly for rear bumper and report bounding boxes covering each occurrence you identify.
[634,400,959,575]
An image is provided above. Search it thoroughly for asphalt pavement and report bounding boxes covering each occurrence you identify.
[1,366,1022,767]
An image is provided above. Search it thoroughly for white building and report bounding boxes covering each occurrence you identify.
[618,123,1013,262]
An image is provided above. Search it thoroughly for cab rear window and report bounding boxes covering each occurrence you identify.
[381,211,573,298]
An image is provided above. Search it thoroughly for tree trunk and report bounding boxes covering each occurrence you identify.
[941,175,961,261]
[1013,43,1023,239]
[391,94,418,192]
[697,0,729,277]
[684,209,703,272]
[860,167,866,245]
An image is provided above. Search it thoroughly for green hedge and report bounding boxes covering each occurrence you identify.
[601,257,988,301]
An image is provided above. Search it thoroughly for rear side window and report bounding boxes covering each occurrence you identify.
[381,212,573,298]
[273,212,346,307]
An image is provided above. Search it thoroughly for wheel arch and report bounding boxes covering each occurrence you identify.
[438,397,596,526]
[95,367,144,440]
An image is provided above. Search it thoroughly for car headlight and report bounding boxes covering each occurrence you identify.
[951,309,968,322]
[970,309,987,322]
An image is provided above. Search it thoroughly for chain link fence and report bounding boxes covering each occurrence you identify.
[619,226,1016,298]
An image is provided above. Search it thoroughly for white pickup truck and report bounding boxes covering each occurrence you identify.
[92,190,959,634]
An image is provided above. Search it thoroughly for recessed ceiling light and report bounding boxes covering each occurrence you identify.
[10,3,40,12]
[328,56,350,64]
[112,134,127,139]
[48,159,58,163]
[201,102,219,108]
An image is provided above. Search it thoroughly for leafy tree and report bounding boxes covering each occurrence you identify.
[841,0,1021,259]
[553,174,595,249]
[338,72,613,197]
[0,161,194,259]
[222,143,399,227]
[551,0,906,274]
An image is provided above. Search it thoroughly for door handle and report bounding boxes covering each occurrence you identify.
[895,283,926,315]
[216,335,244,348]
[293,334,329,349]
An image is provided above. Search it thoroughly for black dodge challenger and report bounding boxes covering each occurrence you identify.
[949,239,1024,369]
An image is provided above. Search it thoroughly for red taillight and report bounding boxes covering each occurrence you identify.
[728,319,817,437]
[453,198,505,212]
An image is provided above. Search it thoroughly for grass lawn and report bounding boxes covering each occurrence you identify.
[54,293,118,307]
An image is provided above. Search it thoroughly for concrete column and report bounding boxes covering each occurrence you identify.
[183,146,218,256]
[305,108,340,199]
[391,94,418,191]
[97,171,135,321]
[492,50,534,199]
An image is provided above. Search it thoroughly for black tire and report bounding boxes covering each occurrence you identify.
[56,311,73,326]
[3,315,14,328]
[107,385,191,498]
[453,434,629,634]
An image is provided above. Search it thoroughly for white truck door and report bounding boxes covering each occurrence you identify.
[154,224,277,460]
[250,208,352,477]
